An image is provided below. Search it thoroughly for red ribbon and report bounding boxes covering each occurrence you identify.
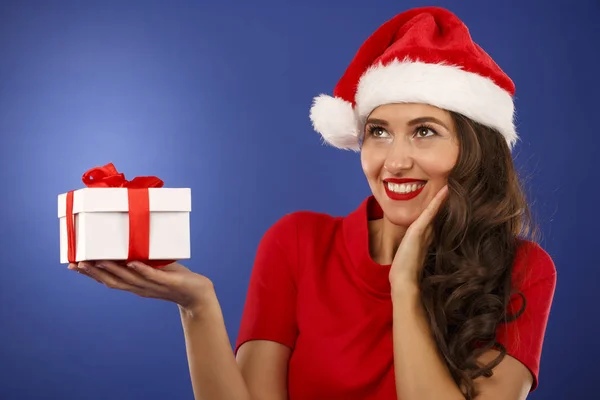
[66,163,173,268]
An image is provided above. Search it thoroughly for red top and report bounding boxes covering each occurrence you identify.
[235,197,557,399]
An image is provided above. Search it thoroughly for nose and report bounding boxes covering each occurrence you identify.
[384,138,413,174]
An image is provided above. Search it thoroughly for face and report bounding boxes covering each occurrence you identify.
[360,103,460,228]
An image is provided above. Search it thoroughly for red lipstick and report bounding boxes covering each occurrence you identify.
[384,178,425,184]
[383,178,426,201]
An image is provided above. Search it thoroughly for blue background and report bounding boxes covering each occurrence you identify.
[1,0,597,399]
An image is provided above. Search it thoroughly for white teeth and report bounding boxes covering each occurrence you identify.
[387,182,425,194]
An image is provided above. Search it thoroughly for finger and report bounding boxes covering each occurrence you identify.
[426,185,449,213]
[73,262,113,285]
[411,185,449,234]
[160,262,189,273]
[125,260,175,285]
[95,260,166,291]
[76,261,126,285]
[76,268,104,284]
[75,261,95,274]
[75,264,162,299]
[82,263,147,292]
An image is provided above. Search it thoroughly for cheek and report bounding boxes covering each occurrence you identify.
[420,148,458,178]
[360,147,386,179]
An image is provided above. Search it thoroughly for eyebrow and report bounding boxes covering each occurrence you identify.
[366,116,450,131]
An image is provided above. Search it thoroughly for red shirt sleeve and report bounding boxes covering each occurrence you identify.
[235,213,299,354]
[495,241,557,391]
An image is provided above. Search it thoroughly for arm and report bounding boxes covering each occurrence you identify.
[388,188,553,400]
[71,260,259,400]
[391,284,533,400]
[236,340,291,399]
[388,187,466,399]
[70,233,294,400]
[180,213,300,400]
[391,283,466,400]
[179,290,253,400]
[180,290,291,400]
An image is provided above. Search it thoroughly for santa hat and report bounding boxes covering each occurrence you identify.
[309,7,517,151]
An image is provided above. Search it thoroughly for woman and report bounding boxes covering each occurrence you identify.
[70,6,556,400]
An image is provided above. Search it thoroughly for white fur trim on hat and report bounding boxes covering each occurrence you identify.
[310,59,517,151]
[309,94,361,151]
[357,59,517,147]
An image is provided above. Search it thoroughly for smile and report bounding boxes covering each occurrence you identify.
[383,180,427,201]
[387,182,425,194]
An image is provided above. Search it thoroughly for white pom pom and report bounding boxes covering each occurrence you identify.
[309,94,360,151]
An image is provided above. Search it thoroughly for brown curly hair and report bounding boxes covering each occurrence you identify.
[420,112,538,399]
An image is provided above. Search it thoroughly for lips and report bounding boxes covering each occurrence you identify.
[383,178,427,184]
[383,178,427,201]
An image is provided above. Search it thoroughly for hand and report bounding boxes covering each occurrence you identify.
[389,185,449,289]
[68,260,215,312]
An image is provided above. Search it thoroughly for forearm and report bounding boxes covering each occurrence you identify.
[391,283,465,400]
[179,290,252,400]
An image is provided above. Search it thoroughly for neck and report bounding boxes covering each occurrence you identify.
[368,216,408,265]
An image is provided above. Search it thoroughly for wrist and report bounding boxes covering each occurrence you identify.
[179,284,219,320]
[390,278,421,300]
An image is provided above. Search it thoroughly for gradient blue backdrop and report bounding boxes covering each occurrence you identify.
[1,0,597,399]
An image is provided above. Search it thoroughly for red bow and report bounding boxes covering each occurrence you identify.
[82,163,164,189]
[66,163,173,268]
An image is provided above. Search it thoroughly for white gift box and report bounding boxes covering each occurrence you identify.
[57,187,191,264]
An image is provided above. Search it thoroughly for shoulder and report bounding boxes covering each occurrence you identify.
[252,209,344,282]
[512,240,557,289]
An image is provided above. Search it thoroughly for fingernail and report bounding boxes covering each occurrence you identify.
[126,262,136,269]
[96,263,105,269]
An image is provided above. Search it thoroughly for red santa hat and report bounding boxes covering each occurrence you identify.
[309,7,517,151]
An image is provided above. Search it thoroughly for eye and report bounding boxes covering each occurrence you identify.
[414,125,438,138]
[367,125,390,138]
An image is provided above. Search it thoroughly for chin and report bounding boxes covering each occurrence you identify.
[383,210,419,228]
[379,199,421,228]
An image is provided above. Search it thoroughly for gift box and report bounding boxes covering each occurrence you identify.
[58,163,191,267]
